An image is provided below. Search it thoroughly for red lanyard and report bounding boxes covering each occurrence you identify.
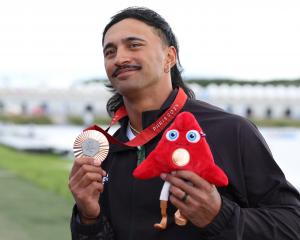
[85,88,187,147]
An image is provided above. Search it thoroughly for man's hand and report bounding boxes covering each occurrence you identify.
[161,170,222,228]
[68,157,106,224]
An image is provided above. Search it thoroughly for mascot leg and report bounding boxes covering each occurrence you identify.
[174,209,188,226]
[154,200,168,230]
[154,181,170,230]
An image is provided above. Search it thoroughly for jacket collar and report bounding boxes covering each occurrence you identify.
[110,88,179,152]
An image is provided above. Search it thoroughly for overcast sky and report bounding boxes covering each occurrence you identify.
[0,0,300,88]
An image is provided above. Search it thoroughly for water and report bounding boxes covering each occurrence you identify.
[260,128,300,189]
[0,123,299,189]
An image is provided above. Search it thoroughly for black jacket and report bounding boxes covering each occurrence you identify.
[71,90,300,240]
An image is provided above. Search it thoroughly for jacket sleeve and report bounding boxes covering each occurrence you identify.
[70,205,115,240]
[198,119,300,239]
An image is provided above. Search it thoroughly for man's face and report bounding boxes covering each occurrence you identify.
[103,18,170,97]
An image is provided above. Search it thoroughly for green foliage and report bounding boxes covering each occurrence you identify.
[94,116,110,125]
[185,78,300,87]
[67,115,84,125]
[82,77,300,87]
[81,78,108,85]
[67,115,110,125]
[0,114,53,124]
[0,145,73,201]
[251,118,300,128]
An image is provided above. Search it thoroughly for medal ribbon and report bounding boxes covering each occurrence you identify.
[85,88,187,147]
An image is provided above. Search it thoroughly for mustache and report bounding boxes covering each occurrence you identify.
[112,64,142,78]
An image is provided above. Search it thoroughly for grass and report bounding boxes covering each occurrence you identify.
[0,145,75,239]
[0,145,73,201]
[0,170,72,240]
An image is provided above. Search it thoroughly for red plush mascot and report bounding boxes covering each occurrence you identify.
[133,111,228,230]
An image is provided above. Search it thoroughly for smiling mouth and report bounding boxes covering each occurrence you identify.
[112,65,142,78]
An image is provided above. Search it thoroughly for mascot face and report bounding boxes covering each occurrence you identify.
[133,112,228,187]
[163,118,206,168]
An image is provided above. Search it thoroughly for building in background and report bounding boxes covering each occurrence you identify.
[0,82,300,124]
[190,83,300,119]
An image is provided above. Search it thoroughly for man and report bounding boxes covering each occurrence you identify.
[69,7,300,240]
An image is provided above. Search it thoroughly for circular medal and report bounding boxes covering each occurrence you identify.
[73,130,109,165]
[172,148,190,167]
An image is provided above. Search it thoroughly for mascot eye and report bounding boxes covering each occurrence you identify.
[186,130,201,143]
[166,129,179,141]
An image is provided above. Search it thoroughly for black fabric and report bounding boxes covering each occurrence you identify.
[71,90,300,240]
[71,205,115,240]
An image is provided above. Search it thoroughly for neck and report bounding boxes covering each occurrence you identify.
[124,86,172,132]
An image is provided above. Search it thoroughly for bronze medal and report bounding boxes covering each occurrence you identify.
[172,148,190,167]
[73,130,109,165]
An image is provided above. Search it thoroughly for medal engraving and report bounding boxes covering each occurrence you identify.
[73,130,109,165]
[82,139,100,157]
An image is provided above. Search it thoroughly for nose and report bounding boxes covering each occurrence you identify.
[114,47,131,66]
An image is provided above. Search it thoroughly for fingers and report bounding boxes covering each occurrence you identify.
[164,175,194,198]
[69,170,105,210]
[169,185,197,210]
[70,171,104,191]
[161,171,222,228]
[71,162,105,180]
[83,181,104,196]
[68,157,106,221]
[69,157,106,195]
[75,180,104,200]
[169,193,186,210]
[170,170,213,190]
[70,157,102,178]
[70,157,105,181]
[161,170,215,206]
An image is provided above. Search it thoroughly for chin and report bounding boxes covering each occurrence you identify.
[115,84,142,96]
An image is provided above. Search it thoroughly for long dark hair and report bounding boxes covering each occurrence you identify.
[103,7,195,116]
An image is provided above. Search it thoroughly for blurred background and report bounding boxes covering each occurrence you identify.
[0,0,299,239]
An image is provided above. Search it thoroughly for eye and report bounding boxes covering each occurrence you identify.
[186,130,201,143]
[129,42,143,49]
[166,129,179,141]
[130,43,139,48]
[104,48,116,58]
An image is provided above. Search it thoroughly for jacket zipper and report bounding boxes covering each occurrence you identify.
[128,146,146,240]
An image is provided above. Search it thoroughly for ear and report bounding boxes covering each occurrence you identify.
[164,46,177,73]
[167,46,177,68]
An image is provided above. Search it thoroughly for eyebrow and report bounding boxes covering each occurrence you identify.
[103,36,146,53]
